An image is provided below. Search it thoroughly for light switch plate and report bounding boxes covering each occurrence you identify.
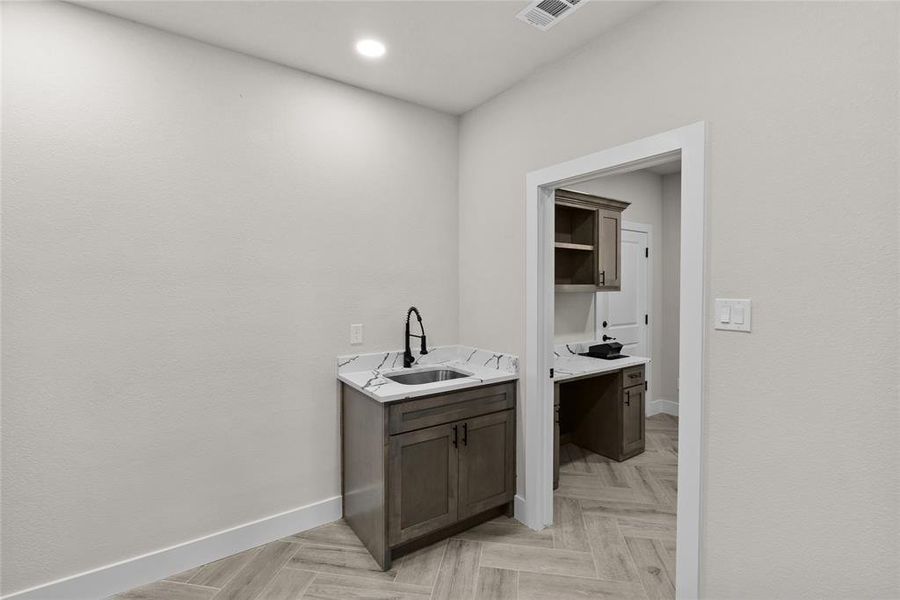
[350,324,364,345]
[714,299,751,332]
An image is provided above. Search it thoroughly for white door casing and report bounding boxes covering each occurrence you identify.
[525,122,706,599]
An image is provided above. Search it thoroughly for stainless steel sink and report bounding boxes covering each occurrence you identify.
[384,368,471,385]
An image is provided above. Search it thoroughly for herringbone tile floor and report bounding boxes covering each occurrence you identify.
[113,414,678,600]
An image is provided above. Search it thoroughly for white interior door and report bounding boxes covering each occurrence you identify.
[598,228,648,358]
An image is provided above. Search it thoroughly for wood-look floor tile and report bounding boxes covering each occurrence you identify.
[165,567,203,584]
[431,539,482,600]
[556,472,645,503]
[393,539,448,587]
[301,573,431,600]
[213,541,296,600]
[517,571,647,600]
[454,517,554,548]
[559,444,592,474]
[582,514,639,582]
[288,543,396,581]
[552,495,590,552]
[474,567,517,600]
[256,568,315,600]
[283,519,363,548]
[111,580,217,600]
[480,542,596,578]
[657,538,676,585]
[621,465,670,505]
[616,517,676,542]
[624,537,675,600]
[580,500,676,524]
[662,538,677,557]
[624,449,677,467]
[189,548,260,588]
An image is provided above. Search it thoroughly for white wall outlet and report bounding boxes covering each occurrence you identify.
[350,323,364,345]
[714,299,751,332]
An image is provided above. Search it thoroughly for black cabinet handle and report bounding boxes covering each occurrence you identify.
[625,390,631,406]
[462,423,468,446]
[599,270,606,285]
[452,425,458,448]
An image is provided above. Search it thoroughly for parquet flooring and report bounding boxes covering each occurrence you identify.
[113,414,678,600]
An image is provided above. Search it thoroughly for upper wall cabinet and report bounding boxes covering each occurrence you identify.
[554,189,629,292]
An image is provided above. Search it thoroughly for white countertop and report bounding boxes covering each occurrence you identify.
[337,345,519,403]
[553,340,649,383]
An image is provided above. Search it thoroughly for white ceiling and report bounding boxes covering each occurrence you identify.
[73,1,654,114]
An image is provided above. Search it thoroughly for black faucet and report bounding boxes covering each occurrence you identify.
[403,306,428,368]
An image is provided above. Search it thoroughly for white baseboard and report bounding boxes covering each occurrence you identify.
[2,495,342,600]
[646,398,679,417]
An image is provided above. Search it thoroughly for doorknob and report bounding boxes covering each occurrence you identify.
[602,335,616,342]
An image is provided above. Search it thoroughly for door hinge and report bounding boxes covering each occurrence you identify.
[550,368,554,379]
[645,247,649,258]
[645,314,649,325]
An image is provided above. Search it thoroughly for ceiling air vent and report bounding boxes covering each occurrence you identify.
[516,0,585,31]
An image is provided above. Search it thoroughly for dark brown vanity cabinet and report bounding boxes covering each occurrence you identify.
[554,364,646,474]
[555,189,629,292]
[342,381,516,570]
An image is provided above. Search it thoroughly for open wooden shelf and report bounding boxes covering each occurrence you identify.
[554,242,594,251]
[554,189,629,292]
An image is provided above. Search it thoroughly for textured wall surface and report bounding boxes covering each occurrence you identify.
[459,2,899,598]
[1,3,459,594]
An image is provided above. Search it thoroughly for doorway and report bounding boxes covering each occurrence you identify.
[523,123,706,599]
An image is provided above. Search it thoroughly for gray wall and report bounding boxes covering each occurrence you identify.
[660,174,681,405]
[458,2,899,597]
[1,2,459,594]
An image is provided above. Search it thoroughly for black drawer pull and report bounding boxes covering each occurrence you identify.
[462,423,468,446]
[452,425,458,448]
[625,390,631,406]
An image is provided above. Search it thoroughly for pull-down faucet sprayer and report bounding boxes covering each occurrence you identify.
[403,307,428,368]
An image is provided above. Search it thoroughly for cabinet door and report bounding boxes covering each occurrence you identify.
[597,209,621,290]
[388,423,459,545]
[621,385,645,458]
[458,410,516,519]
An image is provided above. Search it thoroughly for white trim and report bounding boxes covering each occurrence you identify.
[524,122,706,599]
[1,496,342,600]
[647,399,680,417]
[513,494,527,520]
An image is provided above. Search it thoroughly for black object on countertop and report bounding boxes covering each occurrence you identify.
[579,342,628,360]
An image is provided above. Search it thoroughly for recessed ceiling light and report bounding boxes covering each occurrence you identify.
[355,39,386,59]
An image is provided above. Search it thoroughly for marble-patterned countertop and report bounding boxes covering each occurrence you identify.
[554,340,650,383]
[337,345,518,403]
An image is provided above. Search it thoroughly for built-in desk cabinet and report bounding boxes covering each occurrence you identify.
[554,364,646,487]
[555,189,629,292]
[342,381,516,570]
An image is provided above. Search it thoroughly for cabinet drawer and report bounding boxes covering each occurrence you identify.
[622,365,645,388]
[388,382,515,435]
